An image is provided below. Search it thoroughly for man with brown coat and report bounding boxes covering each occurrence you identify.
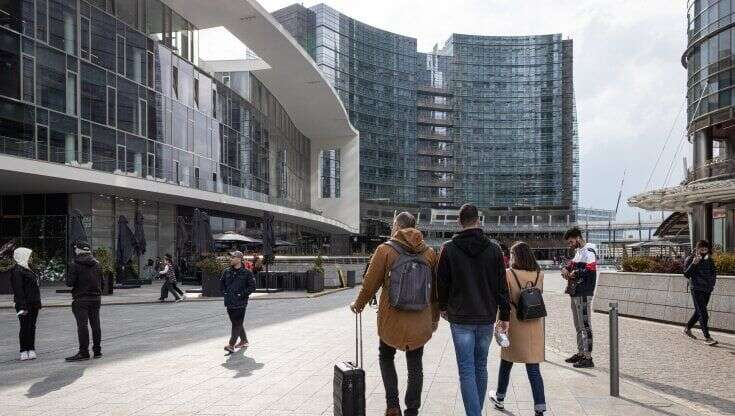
[350,212,439,416]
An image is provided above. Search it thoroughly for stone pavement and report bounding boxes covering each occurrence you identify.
[0,283,349,309]
[0,283,719,416]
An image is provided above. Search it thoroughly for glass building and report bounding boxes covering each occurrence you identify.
[0,0,359,280]
[275,4,579,256]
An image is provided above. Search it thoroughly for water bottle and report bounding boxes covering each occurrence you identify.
[496,331,510,348]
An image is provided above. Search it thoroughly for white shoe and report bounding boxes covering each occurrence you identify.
[27,350,37,360]
[19,351,29,361]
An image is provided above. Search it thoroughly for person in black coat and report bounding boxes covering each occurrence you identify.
[220,251,256,353]
[10,247,41,361]
[65,241,105,361]
[684,240,718,346]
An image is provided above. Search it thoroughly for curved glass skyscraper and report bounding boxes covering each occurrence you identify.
[275,3,578,256]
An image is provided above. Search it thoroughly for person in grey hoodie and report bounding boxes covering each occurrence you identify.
[65,241,105,361]
[11,247,41,361]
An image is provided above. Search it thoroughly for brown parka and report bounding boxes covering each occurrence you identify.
[353,228,439,351]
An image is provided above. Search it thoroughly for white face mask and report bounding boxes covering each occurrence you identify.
[13,247,32,269]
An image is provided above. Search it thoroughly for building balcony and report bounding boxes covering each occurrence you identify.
[417,163,455,172]
[417,85,453,96]
[685,157,735,183]
[418,195,454,204]
[417,116,453,126]
[417,147,453,157]
[416,99,453,111]
[418,179,454,187]
[417,132,452,141]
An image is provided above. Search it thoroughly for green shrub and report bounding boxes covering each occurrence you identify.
[621,256,658,273]
[714,252,735,275]
[311,254,325,275]
[93,247,115,276]
[196,255,227,276]
[0,257,14,272]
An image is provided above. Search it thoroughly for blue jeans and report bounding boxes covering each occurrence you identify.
[496,359,546,412]
[450,323,493,416]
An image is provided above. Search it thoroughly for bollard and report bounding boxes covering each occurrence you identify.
[609,302,620,397]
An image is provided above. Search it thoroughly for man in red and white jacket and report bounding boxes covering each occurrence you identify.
[561,227,598,369]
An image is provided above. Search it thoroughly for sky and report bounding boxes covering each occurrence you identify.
[200,0,688,221]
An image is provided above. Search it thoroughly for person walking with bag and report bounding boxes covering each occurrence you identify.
[490,242,547,415]
[221,251,256,353]
[437,204,511,416]
[350,212,439,416]
[10,247,41,362]
[65,241,105,361]
[683,239,718,346]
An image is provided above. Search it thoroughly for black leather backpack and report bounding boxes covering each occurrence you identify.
[510,269,547,321]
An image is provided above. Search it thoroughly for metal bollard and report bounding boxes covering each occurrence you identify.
[609,302,620,397]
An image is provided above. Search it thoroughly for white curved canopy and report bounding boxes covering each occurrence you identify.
[162,0,358,141]
[628,179,735,211]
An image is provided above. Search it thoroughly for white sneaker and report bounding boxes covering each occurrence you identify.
[27,350,37,360]
[19,351,29,361]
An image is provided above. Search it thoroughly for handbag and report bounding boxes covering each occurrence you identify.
[510,269,547,321]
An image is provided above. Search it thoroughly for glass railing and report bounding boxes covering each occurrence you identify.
[0,135,325,217]
[685,156,735,183]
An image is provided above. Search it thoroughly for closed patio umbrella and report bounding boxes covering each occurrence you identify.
[262,212,275,265]
[134,209,146,256]
[175,216,188,260]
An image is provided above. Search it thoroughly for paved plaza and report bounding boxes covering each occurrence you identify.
[1,273,734,416]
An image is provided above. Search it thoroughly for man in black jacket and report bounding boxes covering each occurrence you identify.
[220,251,256,353]
[437,204,510,416]
[65,241,105,361]
[683,240,718,346]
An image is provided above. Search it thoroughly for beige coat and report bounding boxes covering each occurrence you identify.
[354,228,439,351]
[500,268,545,363]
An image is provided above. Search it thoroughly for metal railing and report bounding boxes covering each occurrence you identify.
[417,115,454,126]
[416,99,453,111]
[417,132,453,141]
[685,156,735,183]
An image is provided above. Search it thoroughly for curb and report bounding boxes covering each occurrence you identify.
[0,286,354,309]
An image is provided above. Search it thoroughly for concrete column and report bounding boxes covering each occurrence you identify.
[691,203,714,244]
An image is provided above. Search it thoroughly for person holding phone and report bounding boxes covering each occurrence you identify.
[684,240,718,346]
[10,247,42,362]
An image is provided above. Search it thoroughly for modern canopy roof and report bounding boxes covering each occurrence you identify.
[628,179,735,212]
[161,0,358,141]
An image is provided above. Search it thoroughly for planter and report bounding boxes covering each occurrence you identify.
[201,271,222,297]
[346,270,356,288]
[104,271,114,295]
[306,270,325,293]
[0,270,11,295]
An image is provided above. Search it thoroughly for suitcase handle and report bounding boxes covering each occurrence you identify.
[355,313,363,369]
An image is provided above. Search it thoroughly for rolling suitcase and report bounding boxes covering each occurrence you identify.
[333,313,365,416]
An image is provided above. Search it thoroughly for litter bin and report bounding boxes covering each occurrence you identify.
[347,270,356,288]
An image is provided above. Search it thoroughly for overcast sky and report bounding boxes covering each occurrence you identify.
[201,0,688,221]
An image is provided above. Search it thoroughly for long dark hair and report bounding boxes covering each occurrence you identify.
[509,241,539,272]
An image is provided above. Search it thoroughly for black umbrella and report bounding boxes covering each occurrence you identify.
[134,209,146,256]
[116,216,137,268]
[175,216,188,260]
[69,209,88,246]
[262,212,275,265]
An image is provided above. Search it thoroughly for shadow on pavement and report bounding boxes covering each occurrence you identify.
[617,396,690,416]
[542,358,595,378]
[25,365,85,398]
[622,372,735,415]
[221,349,264,378]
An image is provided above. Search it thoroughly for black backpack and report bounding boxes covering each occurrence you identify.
[510,269,547,321]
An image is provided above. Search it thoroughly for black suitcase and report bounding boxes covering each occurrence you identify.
[333,313,365,416]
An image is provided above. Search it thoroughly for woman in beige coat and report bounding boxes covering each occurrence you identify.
[491,242,547,415]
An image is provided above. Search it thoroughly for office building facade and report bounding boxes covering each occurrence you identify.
[275,4,579,257]
[0,0,359,279]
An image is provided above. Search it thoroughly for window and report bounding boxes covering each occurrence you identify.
[0,28,20,99]
[138,98,147,137]
[49,111,76,164]
[80,16,90,60]
[90,8,115,70]
[21,55,33,102]
[0,0,22,32]
[116,34,125,75]
[36,0,47,42]
[172,65,178,98]
[193,77,199,107]
[319,148,341,198]
[106,86,116,126]
[0,96,34,157]
[126,29,146,84]
[36,45,65,112]
[117,77,137,133]
[48,0,76,55]
[81,62,106,123]
[80,135,91,164]
[91,123,115,172]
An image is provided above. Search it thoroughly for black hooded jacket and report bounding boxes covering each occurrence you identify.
[66,253,104,301]
[437,228,511,324]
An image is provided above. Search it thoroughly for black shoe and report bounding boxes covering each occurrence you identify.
[65,352,90,362]
[573,357,595,368]
[490,396,505,410]
[683,328,696,339]
[93,351,103,359]
[565,353,583,363]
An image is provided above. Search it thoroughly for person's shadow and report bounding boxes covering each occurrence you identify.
[26,365,86,398]
[221,349,264,378]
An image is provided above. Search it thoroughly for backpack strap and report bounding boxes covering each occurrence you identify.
[533,270,540,287]
[385,240,409,256]
[510,268,524,292]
